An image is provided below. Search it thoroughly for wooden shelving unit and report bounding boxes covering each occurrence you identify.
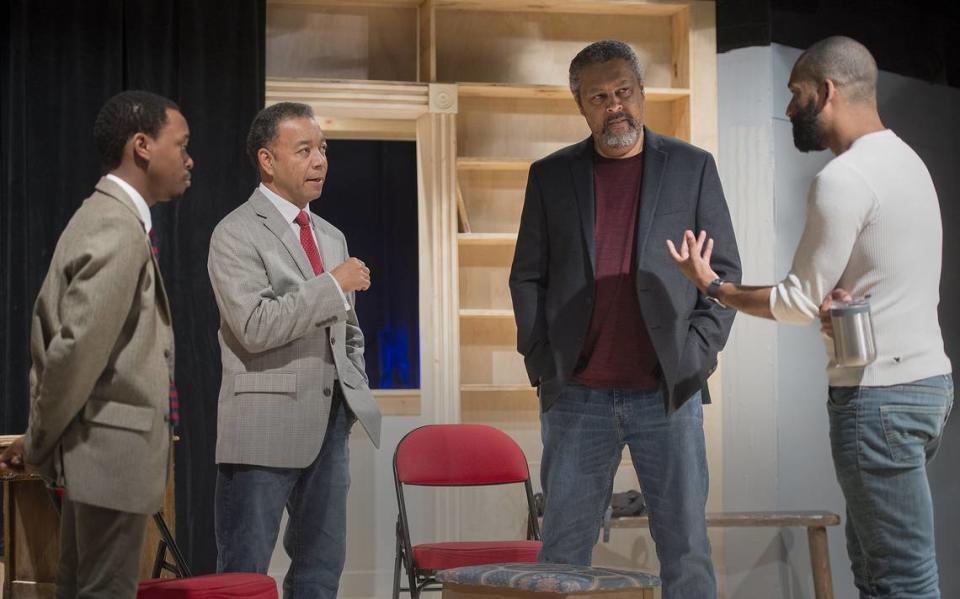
[265,0,721,584]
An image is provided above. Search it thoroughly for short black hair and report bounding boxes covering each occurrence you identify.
[93,90,180,172]
[246,102,315,170]
[569,40,644,101]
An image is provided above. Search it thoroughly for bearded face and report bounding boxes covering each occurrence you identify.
[790,95,827,153]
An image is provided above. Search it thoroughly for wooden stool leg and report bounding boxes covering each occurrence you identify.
[807,525,834,599]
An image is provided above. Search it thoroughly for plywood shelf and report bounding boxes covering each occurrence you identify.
[460,309,514,319]
[460,384,533,392]
[266,78,430,120]
[271,0,421,7]
[458,233,517,246]
[434,0,684,16]
[457,157,532,172]
[457,83,690,102]
[372,389,421,416]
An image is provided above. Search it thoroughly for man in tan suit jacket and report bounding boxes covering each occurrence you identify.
[209,102,381,599]
[0,91,193,599]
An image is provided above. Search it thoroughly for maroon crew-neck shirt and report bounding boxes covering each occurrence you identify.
[572,149,660,389]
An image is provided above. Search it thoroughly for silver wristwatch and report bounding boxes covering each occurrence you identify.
[705,278,728,308]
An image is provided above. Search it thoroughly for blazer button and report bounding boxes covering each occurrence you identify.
[323,387,332,397]
[164,349,171,358]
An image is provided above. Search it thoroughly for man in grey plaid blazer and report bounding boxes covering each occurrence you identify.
[208,102,381,599]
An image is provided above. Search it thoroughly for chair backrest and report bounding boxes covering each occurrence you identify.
[394,424,530,486]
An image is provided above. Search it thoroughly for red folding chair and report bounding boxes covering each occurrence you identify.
[392,424,542,598]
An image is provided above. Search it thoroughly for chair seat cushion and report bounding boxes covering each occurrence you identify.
[412,541,542,571]
[137,573,278,598]
[436,563,661,593]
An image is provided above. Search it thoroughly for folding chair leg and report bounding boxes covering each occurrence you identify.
[152,540,168,578]
[152,512,192,578]
[408,564,420,599]
[393,530,403,599]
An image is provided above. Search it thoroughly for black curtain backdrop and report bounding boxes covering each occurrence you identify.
[1,0,265,573]
[319,140,420,390]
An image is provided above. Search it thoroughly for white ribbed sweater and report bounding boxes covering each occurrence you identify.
[769,130,952,386]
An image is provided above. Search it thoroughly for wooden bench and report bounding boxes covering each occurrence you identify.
[605,511,841,599]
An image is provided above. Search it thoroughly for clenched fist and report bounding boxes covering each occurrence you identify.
[331,257,371,292]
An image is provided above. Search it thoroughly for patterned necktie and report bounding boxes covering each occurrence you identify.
[294,210,324,275]
[148,228,179,428]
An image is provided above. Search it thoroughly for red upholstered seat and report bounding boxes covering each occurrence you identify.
[137,573,278,598]
[411,540,542,571]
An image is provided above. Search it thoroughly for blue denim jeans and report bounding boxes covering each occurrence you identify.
[539,382,715,599]
[215,390,355,599]
[828,374,954,599]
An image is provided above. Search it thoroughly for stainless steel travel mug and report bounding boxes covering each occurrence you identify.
[830,299,877,367]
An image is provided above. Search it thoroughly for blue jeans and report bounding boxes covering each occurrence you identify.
[539,382,715,599]
[215,390,355,599]
[828,374,953,599]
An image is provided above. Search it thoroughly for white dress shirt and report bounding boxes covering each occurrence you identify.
[258,183,350,311]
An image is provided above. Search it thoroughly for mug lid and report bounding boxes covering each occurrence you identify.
[831,299,871,315]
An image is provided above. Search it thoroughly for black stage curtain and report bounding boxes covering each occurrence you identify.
[319,140,420,390]
[1,0,265,573]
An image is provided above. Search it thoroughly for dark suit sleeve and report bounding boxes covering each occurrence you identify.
[509,165,556,385]
[687,153,742,366]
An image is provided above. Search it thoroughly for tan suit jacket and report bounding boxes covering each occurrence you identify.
[208,189,381,468]
[23,176,174,515]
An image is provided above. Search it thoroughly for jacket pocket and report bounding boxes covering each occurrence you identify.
[234,372,297,394]
[339,367,367,389]
[82,399,155,432]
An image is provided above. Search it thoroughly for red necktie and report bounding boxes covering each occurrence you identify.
[295,210,324,275]
[148,228,179,428]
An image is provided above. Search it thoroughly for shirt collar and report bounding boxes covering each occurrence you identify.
[106,174,152,233]
[259,183,311,225]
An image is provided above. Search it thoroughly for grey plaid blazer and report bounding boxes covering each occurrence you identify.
[208,189,382,468]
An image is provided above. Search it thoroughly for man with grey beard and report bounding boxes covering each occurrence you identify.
[509,40,740,598]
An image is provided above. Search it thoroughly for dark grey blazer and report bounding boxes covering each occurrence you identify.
[509,128,742,413]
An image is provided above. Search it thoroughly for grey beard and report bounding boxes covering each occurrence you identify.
[601,125,639,149]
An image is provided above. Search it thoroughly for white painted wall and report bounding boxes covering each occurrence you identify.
[719,43,960,599]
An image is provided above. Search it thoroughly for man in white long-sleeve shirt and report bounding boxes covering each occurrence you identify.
[669,36,953,598]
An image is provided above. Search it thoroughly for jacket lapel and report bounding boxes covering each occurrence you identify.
[251,190,315,279]
[309,212,339,272]
[635,127,667,267]
[569,137,596,274]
